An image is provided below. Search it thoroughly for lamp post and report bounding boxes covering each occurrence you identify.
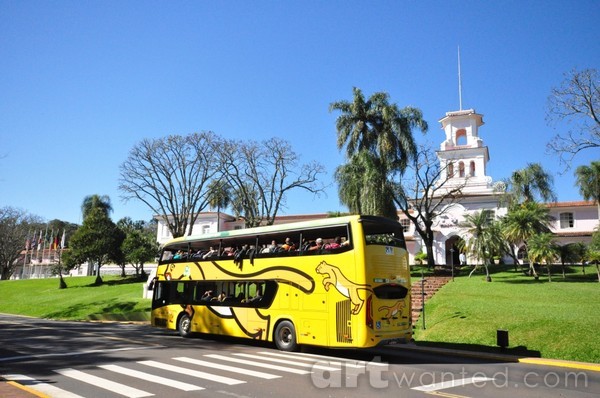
[450,247,455,281]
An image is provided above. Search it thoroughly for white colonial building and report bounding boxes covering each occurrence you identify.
[156,108,598,265]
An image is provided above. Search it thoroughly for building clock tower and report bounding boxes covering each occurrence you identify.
[436,108,495,196]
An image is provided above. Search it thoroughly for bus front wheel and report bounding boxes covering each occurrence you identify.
[274,320,298,352]
[178,314,192,338]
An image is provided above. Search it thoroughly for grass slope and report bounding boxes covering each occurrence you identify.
[412,267,600,363]
[0,275,151,321]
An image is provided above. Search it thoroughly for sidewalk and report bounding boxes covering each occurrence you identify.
[0,380,45,398]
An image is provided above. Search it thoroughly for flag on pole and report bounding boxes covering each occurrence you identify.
[53,232,59,250]
[60,229,66,249]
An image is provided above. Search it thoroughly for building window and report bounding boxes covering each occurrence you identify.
[400,218,411,233]
[455,129,467,145]
[559,212,574,229]
[469,161,476,176]
[202,225,210,234]
[459,162,465,177]
[483,209,495,224]
[448,163,454,178]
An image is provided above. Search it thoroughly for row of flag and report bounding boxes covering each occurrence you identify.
[25,228,67,251]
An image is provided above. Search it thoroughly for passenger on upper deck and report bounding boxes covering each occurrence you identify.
[281,237,296,251]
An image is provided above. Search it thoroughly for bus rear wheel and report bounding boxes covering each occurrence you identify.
[178,314,192,338]
[274,320,298,352]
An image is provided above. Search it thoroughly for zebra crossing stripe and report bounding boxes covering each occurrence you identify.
[2,374,85,398]
[173,357,281,379]
[138,360,245,385]
[258,350,389,369]
[205,354,311,374]
[55,368,152,398]
[233,352,340,371]
[98,364,204,391]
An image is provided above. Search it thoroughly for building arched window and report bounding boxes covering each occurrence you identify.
[448,163,454,178]
[455,129,467,146]
[459,162,465,177]
[470,161,476,176]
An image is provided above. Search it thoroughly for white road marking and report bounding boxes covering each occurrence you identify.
[139,360,245,385]
[55,368,153,398]
[205,354,310,374]
[412,376,495,392]
[174,356,280,379]
[99,364,204,391]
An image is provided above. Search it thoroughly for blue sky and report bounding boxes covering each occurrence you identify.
[1,1,598,225]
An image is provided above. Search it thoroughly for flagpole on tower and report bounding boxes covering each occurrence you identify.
[458,46,463,111]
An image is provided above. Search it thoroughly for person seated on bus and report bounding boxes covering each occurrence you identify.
[244,287,263,304]
[281,237,296,251]
[212,292,226,302]
[201,290,214,301]
[309,238,324,251]
[325,236,342,250]
[341,237,350,247]
[203,246,218,259]
[261,240,278,253]
[173,250,184,260]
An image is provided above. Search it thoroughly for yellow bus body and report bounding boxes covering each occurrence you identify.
[150,215,412,350]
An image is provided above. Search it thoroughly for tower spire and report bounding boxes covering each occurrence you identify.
[458,46,463,110]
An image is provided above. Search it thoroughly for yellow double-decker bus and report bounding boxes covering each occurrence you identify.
[150,215,412,351]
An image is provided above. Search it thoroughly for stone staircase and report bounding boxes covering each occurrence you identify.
[411,276,452,323]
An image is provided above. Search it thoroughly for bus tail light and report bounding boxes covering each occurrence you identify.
[366,295,373,329]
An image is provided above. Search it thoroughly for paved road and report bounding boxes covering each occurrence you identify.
[0,315,598,397]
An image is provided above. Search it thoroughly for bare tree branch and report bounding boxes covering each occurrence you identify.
[546,68,600,170]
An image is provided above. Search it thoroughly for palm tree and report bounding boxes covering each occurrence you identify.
[502,201,553,279]
[334,151,397,217]
[461,210,505,281]
[207,180,231,232]
[557,242,586,279]
[81,194,113,220]
[506,163,557,206]
[330,87,427,219]
[575,161,600,220]
[527,232,559,282]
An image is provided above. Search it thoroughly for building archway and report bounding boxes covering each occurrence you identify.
[445,235,463,266]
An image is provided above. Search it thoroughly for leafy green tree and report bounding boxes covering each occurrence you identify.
[546,68,599,169]
[527,232,559,282]
[502,201,554,279]
[207,180,232,232]
[461,211,505,281]
[575,161,600,220]
[0,207,42,280]
[330,87,427,220]
[587,229,600,282]
[81,194,113,219]
[68,207,124,285]
[121,229,157,278]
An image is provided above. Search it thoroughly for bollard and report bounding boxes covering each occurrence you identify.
[497,329,509,349]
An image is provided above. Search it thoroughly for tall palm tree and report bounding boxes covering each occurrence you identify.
[502,201,553,278]
[527,232,559,282]
[330,87,427,219]
[507,163,557,206]
[207,180,231,232]
[81,194,112,220]
[575,161,600,220]
[461,210,505,281]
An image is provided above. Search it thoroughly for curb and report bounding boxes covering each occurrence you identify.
[395,342,600,372]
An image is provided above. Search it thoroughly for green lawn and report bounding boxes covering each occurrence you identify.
[412,265,600,364]
[0,275,151,321]
[0,268,598,363]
